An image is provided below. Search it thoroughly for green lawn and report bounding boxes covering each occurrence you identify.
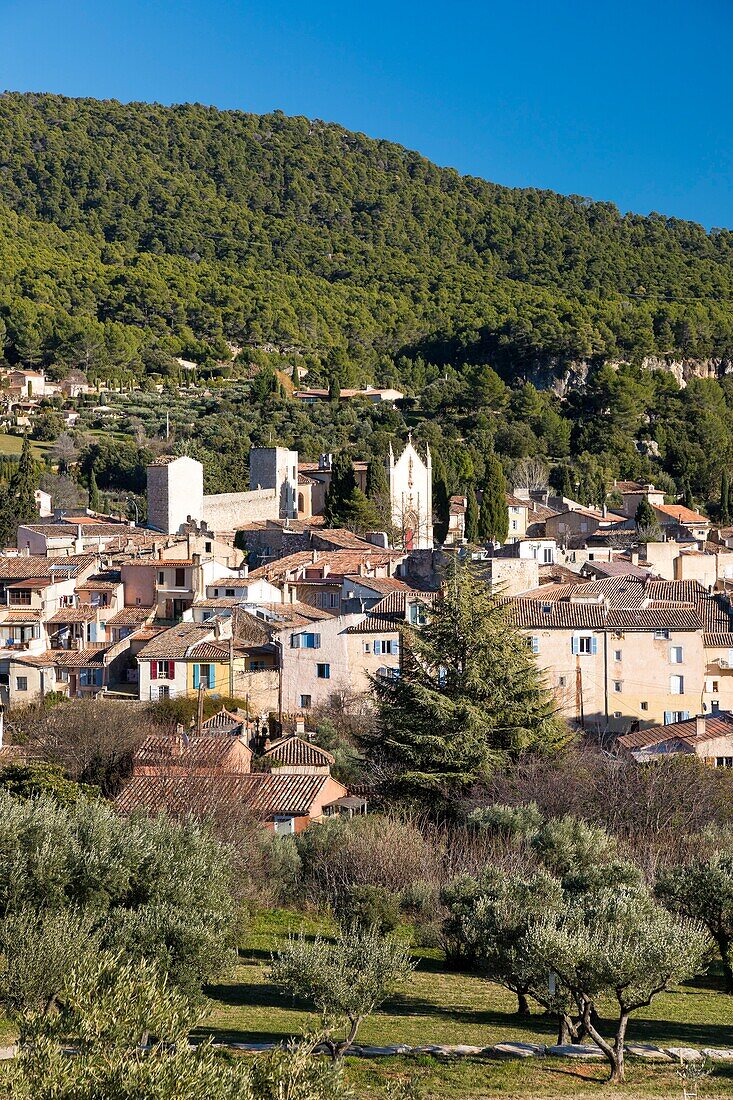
[196,908,733,1098]
[0,434,50,458]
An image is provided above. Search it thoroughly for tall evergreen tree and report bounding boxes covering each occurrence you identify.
[682,479,694,509]
[10,435,38,528]
[88,467,100,512]
[722,470,731,526]
[324,453,375,531]
[432,453,451,545]
[478,455,509,544]
[464,482,479,543]
[365,455,391,531]
[328,375,340,403]
[361,561,568,802]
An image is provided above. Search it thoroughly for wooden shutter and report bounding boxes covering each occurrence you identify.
[151,662,157,680]
[168,660,175,680]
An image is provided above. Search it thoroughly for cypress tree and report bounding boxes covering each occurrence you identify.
[10,435,38,527]
[324,453,373,530]
[361,560,568,802]
[89,467,100,512]
[328,375,341,402]
[464,482,479,543]
[478,454,509,544]
[432,453,451,545]
[365,455,390,528]
[722,470,731,526]
[682,479,694,510]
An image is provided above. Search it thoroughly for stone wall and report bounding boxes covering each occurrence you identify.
[202,488,280,532]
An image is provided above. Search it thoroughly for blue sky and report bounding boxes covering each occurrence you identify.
[1,0,731,227]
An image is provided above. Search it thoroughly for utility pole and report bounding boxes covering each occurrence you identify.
[196,682,205,737]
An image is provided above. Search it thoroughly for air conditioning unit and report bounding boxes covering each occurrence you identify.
[718,658,731,669]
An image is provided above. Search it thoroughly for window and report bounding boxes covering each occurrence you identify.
[664,710,690,724]
[319,592,339,609]
[511,520,518,531]
[558,676,566,688]
[373,639,399,656]
[527,636,540,656]
[317,663,331,679]
[158,686,170,699]
[541,603,552,615]
[670,646,683,664]
[291,632,321,649]
[158,571,165,586]
[654,629,670,641]
[300,694,312,709]
[409,603,428,625]
[716,757,733,768]
[225,588,235,598]
[205,541,212,552]
[151,660,175,681]
[174,568,186,588]
[543,548,553,564]
[249,659,266,671]
[192,663,215,690]
[614,650,622,662]
[572,635,596,656]
[15,676,27,692]
[640,701,648,711]
[614,681,622,692]
[363,642,371,654]
[613,711,622,719]
[670,674,684,695]
[712,680,720,693]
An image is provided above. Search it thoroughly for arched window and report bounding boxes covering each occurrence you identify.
[297,492,305,513]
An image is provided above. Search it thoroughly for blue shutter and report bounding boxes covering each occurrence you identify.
[393,638,400,654]
[313,633,321,650]
[374,640,382,656]
[682,710,691,721]
[193,664,200,689]
[571,637,579,655]
[664,710,672,725]
[591,637,598,656]
[94,668,103,687]
[209,664,216,688]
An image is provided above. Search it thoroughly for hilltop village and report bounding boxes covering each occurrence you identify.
[1,433,733,830]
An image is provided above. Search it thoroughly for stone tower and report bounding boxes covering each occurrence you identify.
[388,439,433,550]
[146,455,204,534]
[249,447,298,520]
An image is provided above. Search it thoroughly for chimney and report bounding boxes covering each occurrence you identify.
[295,714,305,736]
[630,550,639,566]
[696,714,706,739]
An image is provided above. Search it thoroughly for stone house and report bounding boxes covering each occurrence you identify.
[617,712,733,765]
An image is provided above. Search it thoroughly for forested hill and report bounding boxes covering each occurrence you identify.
[1,90,733,385]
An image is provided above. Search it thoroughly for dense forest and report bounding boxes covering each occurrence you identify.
[1,92,733,389]
[4,92,733,521]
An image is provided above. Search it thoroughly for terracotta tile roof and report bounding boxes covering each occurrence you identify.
[77,573,122,591]
[368,590,437,617]
[0,609,42,622]
[194,597,243,608]
[202,707,244,733]
[342,575,415,595]
[265,735,334,768]
[187,641,230,661]
[704,633,733,647]
[606,607,702,631]
[654,503,709,525]
[508,601,607,629]
[580,560,653,580]
[106,607,156,626]
[618,713,733,752]
[0,554,96,581]
[644,580,707,603]
[122,559,195,567]
[115,772,342,818]
[133,734,250,772]
[695,596,733,632]
[47,605,96,623]
[344,615,404,634]
[136,623,217,660]
[17,648,108,668]
[6,578,54,589]
[248,547,400,582]
[237,602,334,631]
[506,493,530,508]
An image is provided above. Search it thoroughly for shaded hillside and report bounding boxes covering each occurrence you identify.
[0,92,732,383]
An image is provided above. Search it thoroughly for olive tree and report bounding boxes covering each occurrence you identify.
[9,951,347,1100]
[270,927,414,1060]
[526,888,711,1083]
[657,851,733,993]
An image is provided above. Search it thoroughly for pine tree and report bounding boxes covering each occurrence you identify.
[721,470,731,526]
[88,467,100,512]
[10,435,38,527]
[432,453,451,544]
[464,482,479,543]
[478,454,509,544]
[361,561,568,802]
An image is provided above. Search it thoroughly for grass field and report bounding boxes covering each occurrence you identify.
[0,433,50,458]
[196,908,733,1099]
